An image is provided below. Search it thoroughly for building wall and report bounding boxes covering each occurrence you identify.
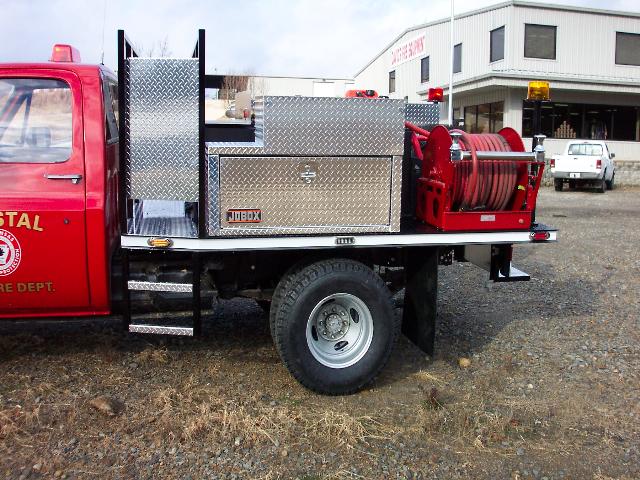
[355,2,640,101]
[248,76,354,98]
[509,5,640,80]
[355,4,512,102]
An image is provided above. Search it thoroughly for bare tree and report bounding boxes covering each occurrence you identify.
[248,76,268,99]
[220,74,249,107]
[138,36,172,57]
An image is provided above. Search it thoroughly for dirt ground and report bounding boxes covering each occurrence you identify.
[1,187,639,480]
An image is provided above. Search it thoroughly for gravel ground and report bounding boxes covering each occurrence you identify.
[1,187,639,480]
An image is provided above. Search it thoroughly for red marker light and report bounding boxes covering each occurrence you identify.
[50,44,81,63]
[345,89,379,98]
[530,231,550,241]
[428,87,444,102]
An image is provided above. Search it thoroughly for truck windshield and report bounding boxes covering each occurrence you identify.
[0,78,72,163]
[568,144,603,156]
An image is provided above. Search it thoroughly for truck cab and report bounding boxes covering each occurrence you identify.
[0,45,120,317]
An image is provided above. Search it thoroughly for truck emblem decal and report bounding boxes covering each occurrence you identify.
[0,229,22,277]
[226,209,262,223]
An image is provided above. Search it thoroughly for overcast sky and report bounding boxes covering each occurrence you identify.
[1,0,638,78]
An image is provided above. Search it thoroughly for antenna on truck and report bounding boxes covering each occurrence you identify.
[100,0,107,64]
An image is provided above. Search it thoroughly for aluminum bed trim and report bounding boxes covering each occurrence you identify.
[121,228,557,252]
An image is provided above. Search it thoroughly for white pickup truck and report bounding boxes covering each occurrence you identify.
[551,140,616,193]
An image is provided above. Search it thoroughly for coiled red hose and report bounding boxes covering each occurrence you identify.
[449,130,518,211]
[405,122,519,212]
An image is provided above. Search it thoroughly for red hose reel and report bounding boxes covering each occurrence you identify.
[408,124,545,231]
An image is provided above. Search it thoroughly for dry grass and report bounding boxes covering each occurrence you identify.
[150,379,388,450]
[134,346,170,364]
[407,397,539,448]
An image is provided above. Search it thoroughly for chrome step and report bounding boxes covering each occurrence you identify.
[129,324,194,336]
[127,281,192,293]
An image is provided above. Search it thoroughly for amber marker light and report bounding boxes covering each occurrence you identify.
[527,81,550,101]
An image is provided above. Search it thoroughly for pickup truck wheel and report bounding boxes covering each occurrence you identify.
[606,173,615,190]
[597,178,606,193]
[554,179,563,192]
[271,259,398,395]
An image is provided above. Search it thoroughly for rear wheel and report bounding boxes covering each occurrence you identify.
[597,177,606,193]
[270,259,398,395]
[554,179,563,192]
[606,172,615,190]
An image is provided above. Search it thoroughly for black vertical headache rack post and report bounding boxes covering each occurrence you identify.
[117,29,138,329]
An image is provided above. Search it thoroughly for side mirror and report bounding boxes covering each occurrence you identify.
[610,152,615,159]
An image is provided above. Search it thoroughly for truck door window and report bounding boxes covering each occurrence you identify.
[102,75,118,143]
[109,82,119,124]
[0,78,72,163]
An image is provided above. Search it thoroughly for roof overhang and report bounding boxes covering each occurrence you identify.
[418,72,640,97]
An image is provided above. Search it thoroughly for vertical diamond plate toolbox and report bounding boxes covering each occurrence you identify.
[125,58,199,201]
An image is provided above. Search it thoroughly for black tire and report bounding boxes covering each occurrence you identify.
[597,177,606,193]
[270,259,398,395]
[269,260,308,340]
[256,300,271,313]
[606,173,615,190]
[554,179,563,192]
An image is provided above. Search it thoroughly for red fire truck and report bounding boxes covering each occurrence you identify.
[0,31,555,394]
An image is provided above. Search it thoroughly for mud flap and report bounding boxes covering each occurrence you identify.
[401,247,438,356]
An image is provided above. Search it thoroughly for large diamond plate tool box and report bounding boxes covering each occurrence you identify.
[206,96,406,236]
[207,155,402,236]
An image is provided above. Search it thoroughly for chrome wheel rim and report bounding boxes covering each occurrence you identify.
[306,293,374,369]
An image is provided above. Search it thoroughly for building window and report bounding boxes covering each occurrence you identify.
[616,32,640,66]
[420,56,430,83]
[522,101,638,141]
[464,102,504,133]
[389,70,396,94]
[453,43,462,73]
[490,26,505,62]
[453,108,463,127]
[524,24,556,60]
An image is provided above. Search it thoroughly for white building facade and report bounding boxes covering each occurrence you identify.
[354,1,640,160]
[248,76,354,98]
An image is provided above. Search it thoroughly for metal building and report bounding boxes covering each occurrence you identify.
[354,1,640,160]
[248,76,355,97]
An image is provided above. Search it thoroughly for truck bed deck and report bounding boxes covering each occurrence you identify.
[121,222,556,252]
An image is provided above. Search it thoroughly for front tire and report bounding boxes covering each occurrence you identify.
[270,259,398,395]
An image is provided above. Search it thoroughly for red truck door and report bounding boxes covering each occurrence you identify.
[0,70,90,315]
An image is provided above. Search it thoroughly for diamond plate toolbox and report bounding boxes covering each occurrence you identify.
[405,102,440,126]
[126,58,199,201]
[207,96,405,156]
[209,156,401,236]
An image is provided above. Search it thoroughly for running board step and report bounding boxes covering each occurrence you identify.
[127,281,192,293]
[129,325,194,336]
